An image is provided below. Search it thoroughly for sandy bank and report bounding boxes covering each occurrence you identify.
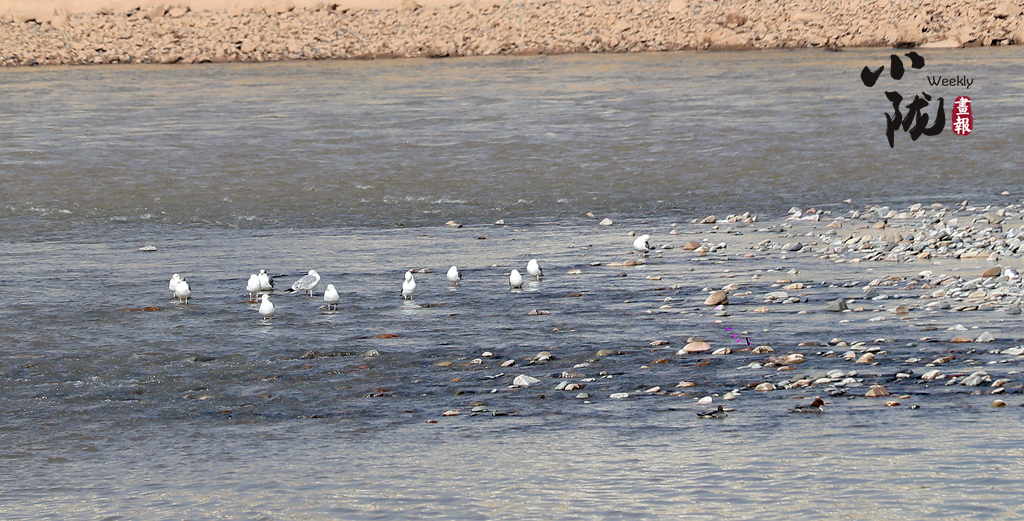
[2,0,1023,66]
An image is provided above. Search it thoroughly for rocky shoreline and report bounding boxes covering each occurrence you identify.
[2,0,1023,67]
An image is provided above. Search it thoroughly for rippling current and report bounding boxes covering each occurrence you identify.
[3,48,1024,519]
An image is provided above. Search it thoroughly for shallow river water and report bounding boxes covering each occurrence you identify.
[2,48,1024,519]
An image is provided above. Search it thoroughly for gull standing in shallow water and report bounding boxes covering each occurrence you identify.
[259,294,275,320]
[509,269,525,289]
[288,270,320,296]
[324,284,340,310]
[402,271,417,299]
[447,265,463,285]
[526,259,543,280]
[258,270,274,292]
[174,278,191,304]
[169,274,181,297]
[633,234,651,256]
[246,274,261,300]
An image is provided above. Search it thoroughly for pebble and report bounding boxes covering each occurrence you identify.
[991,399,1007,407]
[754,383,775,391]
[609,392,629,399]
[599,218,614,226]
[679,341,712,354]
[826,298,848,312]
[512,374,540,387]
[576,393,590,399]
[704,290,728,306]
[864,385,890,397]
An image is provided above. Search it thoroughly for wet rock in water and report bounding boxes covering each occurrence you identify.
[704,290,729,306]
[494,219,505,225]
[533,351,553,362]
[513,374,540,387]
[138,245,157,252]
[609,392,629,399]
[893,305,910,315]
[754,306,771,313]
[650,340,670,346]
[700,215,716,224]
[921,369,943,380]
[676,381,696,387]
[599,218,614,226]
[950,336,974,343]
[755,382,775,391]
[445,220,462,228]
[785,353,805,364]
[723,391,738,400]
[712,347,732,355]
[826,298,848,312]
[982,267,1002,278]
[442,410,461,416]
[576,393,590,399]
[856,353,876,364]
[865,384,890,397]
[751,345,774,354]
[679,341,712,354]
[697,396,713,405]
[527,309,551,316]
[960,371,990,386]
[683,241,702,250]
[596,349,616,357]
[991,399,1007,408]
[976,332,995,343]
[501,359,516,367]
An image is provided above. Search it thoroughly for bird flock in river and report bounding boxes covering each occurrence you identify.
[163,252,589,321]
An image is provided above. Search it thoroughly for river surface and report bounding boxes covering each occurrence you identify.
[2,48,1024,520]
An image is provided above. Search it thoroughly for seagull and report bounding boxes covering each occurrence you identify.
[169,273,181,296]
[287,269,320,296]
[633,234,651,256]
[259,294,275,320]
[697,405,727,419]
[526,259,543,279]
[402,271,416,299]
[174,278,191,304]
[324,284,340,310]
[509,269,524,289]
[791,397,825,413]
[246,274,261,300]
[447,265,463,285]
[258,270,274,292]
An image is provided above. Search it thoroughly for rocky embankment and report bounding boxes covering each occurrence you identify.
[2,0,1024,66]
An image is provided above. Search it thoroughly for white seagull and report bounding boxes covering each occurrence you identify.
[402,271,417,299]
[324,284,340,310]
[258,269,274,292]
[509,269,525,289]
[288,269,320,296]
[633,234,651,256]
[447,265,463,285]
[526,259,543,279]
[259,294,275,320]
[169,273,181,296]
[246,274,261,300]
[174,278,191,304]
